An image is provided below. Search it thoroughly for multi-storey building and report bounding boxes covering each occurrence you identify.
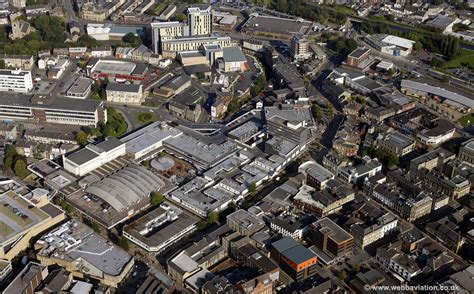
[227,209,265,236]
[351,213,398,248]
[187,7,212,36]
[309,218,354,259]
[0,94,107,126]
[271,237,317,282]
[0,69,33,92]
[106,83,143,104]
[290,35,310,61]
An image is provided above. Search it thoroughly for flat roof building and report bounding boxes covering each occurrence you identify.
[35,220,134,288]
[67,164,165,229]
[65,77,94,99]
[242,14,313,39]
[0,179,65,261]
[124,202,198,253]
[310,218,354,259]
[63,137,126,176]
[106,83,143,105]
[227,209,265,236]
[0,69,33,93]
[0,93,107,127]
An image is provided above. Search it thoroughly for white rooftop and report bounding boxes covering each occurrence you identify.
[381,35,415,49]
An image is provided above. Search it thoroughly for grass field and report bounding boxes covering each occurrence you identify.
[137,112,158,124]
[443,49,474,68]
[154,3,167,15]
[458,113,474,127]
[0,221,14,239]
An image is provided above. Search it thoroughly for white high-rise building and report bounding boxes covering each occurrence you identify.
[0,69,33,93]
[187,6,212,36]
[151,6,212,54]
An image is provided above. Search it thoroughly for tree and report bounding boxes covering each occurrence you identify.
[430,57,444,68]
[118,236,129,251]
[248,182,257,193]
[339,270,347,281]
[207,211,219,224]
[311,104,322,120]
[276,0,288,12]
[122,33,142,47]
[5,145,17,158]
[3,156,13,170]
[14,160,29,179]
[76,130,88,146]
[0,60,5,69]
[151,192,165,207]
[196,220,208,230]
[174,12,187,22]
[327,104,334,116]
[91,221,101,233]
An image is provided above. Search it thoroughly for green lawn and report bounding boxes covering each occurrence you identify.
[0,221,14,238]
[154,3,167,15]
[458,113,474,127]
[443,49,474,68]
[137,112,158,124]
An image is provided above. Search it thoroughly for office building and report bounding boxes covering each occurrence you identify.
[161,35,234,58]
[0,94,106,126]
[123,202,198,253]
[35,220,134,287]
[346,47,371,69]
[106,83,143,104]
[227,209,265,236]
[376,131,416,157]
[459,138,474,164]
[0,180,65,261]
[63,137,126,176]
[65,77,94,99]
[0,69,33,92]
[299,161,335,190]
[270,237,317,282]
[309,218,354,258]
[366,34,415,57]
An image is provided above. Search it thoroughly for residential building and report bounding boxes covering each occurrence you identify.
[376,247,421,281]
[62,137,126,176]
[106,83,143,104]
[309,218,354,259]
[290,35,310,61]
[0,180,65,261]
[270,237,317,282]
[0,55,34,69]
[0,69,33,92]
[35,220,134,287]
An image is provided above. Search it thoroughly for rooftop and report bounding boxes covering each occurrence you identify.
[312,218,353,244]
[36,220,132,277]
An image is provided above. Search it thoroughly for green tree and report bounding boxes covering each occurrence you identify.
[327,104,334,116]
[151,192,165,207]
[3,156,13,170]
[76,130,88,146]
[118,236,130,251]
[196,220,208,230]
[207,211,219,224]
[0,60,5,69]
[5,145,17,158]
[122,33,142,47]
[91,221,101,233]
[248,182,257,193]
[174,12,187,22]
[311,104,322,120]
[14,160,29,179]
[339,270,347,281]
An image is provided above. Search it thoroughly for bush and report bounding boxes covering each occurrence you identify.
[14,160,30,179]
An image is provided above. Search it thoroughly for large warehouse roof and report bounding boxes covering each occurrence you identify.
[382,35,415,49]
[85,164,164,211]
[401,79,474,109]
